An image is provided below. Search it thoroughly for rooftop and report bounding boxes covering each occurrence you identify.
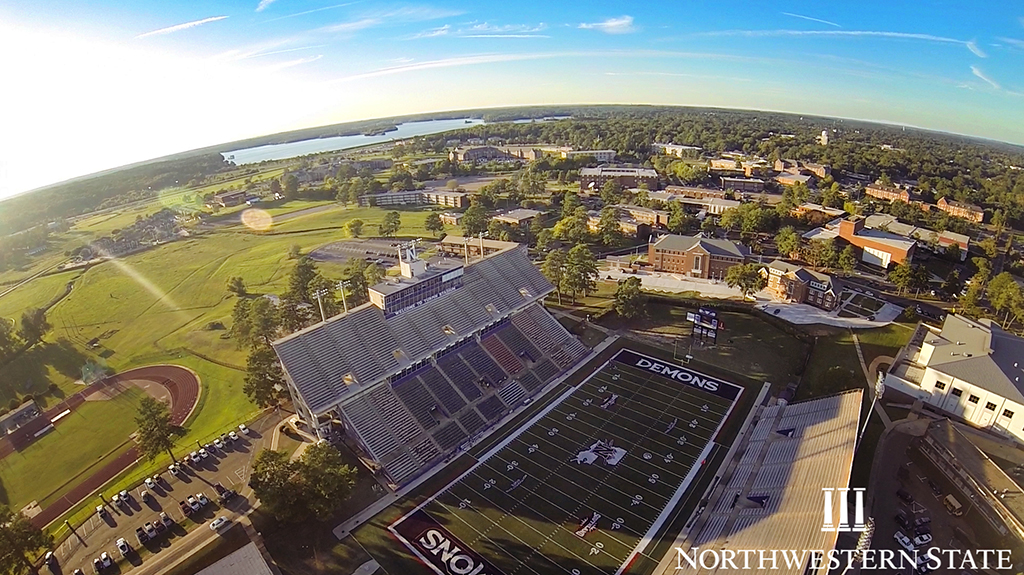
[651,234,750,258]
[194,543,274,575]
[580,166,658,177]
[366,256,464,296]
[920,314,1024,402]
[493,208,542,223]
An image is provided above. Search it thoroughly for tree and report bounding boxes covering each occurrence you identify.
[379,211,401,238]
[552,206,590,244]
[282,174,299,199]
[249,449,306,523]
[666,200,692,234]
[0,505,51,575]
[725,263,767,300]
[600,180,622,205]
[246,296,280,346]
[424,213,444,237]
[542,250,567,304]
[288,257,318,303]
[614,276,645,319]
[18,309,49,346]
[700,217,718,235]
[230,298,252,349]
[269,179,282,195]
[446,179,460,190]
[838,245,858,273]
[345,219,364,238]
[462,199,488,235]
[227,276,247,297]
[804,238,838,270]
[487,219,515,242]
[135,396,177,462]
[887,261,927,295]
[0,319,20,363]
[244,345,286,408]
[774,227,800,258]
[299,442,358,520]
[562,244,598,303]
[987,272,1024,327]
[942,269,962,297]
[288,244,302,259]
[597,206,624,246]
[561,191,581,219]
[535,228,554,252]
[279,296,313,333]
[978,236,999,259]
[363,262,385,288]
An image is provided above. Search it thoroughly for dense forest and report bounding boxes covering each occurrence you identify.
[4,105,1024,235]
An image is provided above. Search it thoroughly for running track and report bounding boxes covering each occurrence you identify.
[8,366,200,528]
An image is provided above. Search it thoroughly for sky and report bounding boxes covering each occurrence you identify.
[1,1,1023,198]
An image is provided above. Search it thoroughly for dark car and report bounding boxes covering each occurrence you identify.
[895,511,912,530]
[213,482,227,496]
[897,489,915,504]
[135,527,148,544]
[928,480,943,497]
[915,523,932,536]
[914,515,932,527]
[180,500,193,516]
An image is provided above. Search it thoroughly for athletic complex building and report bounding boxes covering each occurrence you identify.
[272,240,589,485]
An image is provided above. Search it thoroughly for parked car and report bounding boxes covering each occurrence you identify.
[72,569,84,575]
[160,511,174,526]
[144,477,156,489]
[228,431,239,441]
[914,533,933,547]
[927,480,943,497]
[111,494,122,506]
[144,522,157,538]
[187,495,200,511]
[896,489,914,504]
[169,463,182,476]
[895,511,911,531]
[141,490,151,503]
[913,515,932,527]
[196,492,209,506]
[198,448,209,459]
[209,516,229,531]
[894,530,915,553]
[238,423,249,435]
[44,551,55,565]
[96,505,107,518]
[213,438,225,450]
[213,483,227,496]
[93,558,103,572]
[136,526,148,544]
[119,490,130,501]
[154,519,166,533]
[99,552,112,568]
[116,538,130,557]
[179,500,193,516]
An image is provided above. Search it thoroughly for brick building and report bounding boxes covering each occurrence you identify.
[762,260,845,311]
[720,177,765,193]
[865,182,912,203]
[936,197,984,223]
[836,216,916,267]
[647,234,750,278]
[579,166,659,192]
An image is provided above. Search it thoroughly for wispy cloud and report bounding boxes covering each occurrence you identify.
[467,22,547,34]
[321,18,380,33]
[462,34,549,38]
[411,21,548,39]
[579,16,636,34]
[966,40,987,57]
[239,45,327,60]
[256,0,276,12]
[410,24,450,38]
[135,16,228,39]
[318,6,463,35]
[262,2,360,23]
[264,54,324,71]
[971,66,1000,89]
[998,36,1024,50]
[701,29,986,56]
[605,71,753,82]
[781,12,840,28]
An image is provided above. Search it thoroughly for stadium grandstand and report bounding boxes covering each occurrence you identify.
[272,239,590,485]
[659,389,863,575]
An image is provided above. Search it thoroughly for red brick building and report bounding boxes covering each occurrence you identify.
[865,182,912,203]
[936,197,984,223]
[648,234,750,278]
[762,260,844,311]
[837,216,916,267]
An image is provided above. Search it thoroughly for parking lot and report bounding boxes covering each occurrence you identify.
[47,410,286,575]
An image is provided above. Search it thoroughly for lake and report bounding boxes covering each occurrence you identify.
[222,118,485,164]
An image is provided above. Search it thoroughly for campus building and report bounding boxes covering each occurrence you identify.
[561,149,616,162]
[492,209,542,228]
[614,204,670,228]
[864,214,970,261]
[885,314,1024,443]
[213,190,247,207]
[579,166,659,192]
[937,196,984,223]
[647,233,750,278]
[865,182,912,203]
[762,260,845,311]
[272,242,589,485]
[358,190,467,209]
[775,172,816,188]
[720,177,765,193]
[652,143,702,157]
[806,216,916,268]
[448,146,511,163]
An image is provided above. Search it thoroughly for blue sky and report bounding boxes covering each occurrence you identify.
[1,1,1023,197]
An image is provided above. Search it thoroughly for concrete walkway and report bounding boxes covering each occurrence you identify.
[851,332,893,429]
[758,301,901,329]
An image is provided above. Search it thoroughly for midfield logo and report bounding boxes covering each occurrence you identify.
[821,487,867,532]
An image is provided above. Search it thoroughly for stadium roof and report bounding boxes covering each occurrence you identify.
[663,389,863,575]
[194,543,274,575]
[273,245,553,415]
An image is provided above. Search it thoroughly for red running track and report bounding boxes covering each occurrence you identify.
[21,365,199,528]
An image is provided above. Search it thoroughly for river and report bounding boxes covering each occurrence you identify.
[222,118,484,165]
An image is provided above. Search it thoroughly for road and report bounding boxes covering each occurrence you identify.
[48,409,288,575]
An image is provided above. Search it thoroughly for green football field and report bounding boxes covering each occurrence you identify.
[389,348,743,575]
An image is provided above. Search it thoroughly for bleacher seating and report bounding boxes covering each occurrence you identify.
[496,324,542,364]
[369,386,424,443]
[419,368,466,414]
[340,398,400,460]
[477,395,507,422]
[432,422,468,451]
[458,409,486,436]
[551,338,588,368]
[384,452,421,484]
[532,359,560,383]
[511,311,556,352]
[518,372,544,392]
[460,343,508,387]
[410,437,441,465]
[481,335,523,375]
[391,378,439,429]
[437,355,483,401]
[525,304,572,347]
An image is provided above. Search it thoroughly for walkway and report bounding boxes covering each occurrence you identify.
[851,332,893,429]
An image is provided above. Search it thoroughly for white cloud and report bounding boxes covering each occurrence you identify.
[135,16,228,39]
[262,3,360,23]
[256,0,276,12]
[971,66,1000,89]
[998,36,1024,50]
[410,24,450,38]
[321,18,380,33]
[319,6,464,35]
[263,54,324,71]
[579,16,636,34]
[467,22,547,34]
[781,12,840,28]
[410,21,547,39]
[461,34,549,38]
[703,29,986,56]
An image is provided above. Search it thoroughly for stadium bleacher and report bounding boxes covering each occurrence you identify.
[459,342,508,387]
[432,421,468,451]
[437,354,483,401]
[532,359,560,383]
[419,367,466,414]
[391,376,439,428]
[457,409,486,436]
[481,335,523,375]
[496,324,542,363]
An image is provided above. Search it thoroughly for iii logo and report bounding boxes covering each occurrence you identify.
[821,487,867,532]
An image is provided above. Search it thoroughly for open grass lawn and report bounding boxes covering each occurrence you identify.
[798,323,913,401]
[856,322,914,365]
[0,269,79,323]
[0,387,145,510]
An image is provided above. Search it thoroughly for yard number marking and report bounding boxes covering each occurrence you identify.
[648,473,660,484]
[506,460,519,472]
[677,436,687,446]
[630,494,643,506]
[701,404,709,413]
[582,398,592,407]
[598,385,607,393]
[483,478,497,490]
[689,419,699,428]
[664,453,674,464]
[548,427,559,437]
[565,412,577,422]
[589,542,605,556]
[527,443,539,454]
[611,517,624,530]
[458,499,471,509]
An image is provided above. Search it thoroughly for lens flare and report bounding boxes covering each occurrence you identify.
[241,208,273,231]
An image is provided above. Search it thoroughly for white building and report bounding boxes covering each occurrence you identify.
[561,149,616,162]
[885,314,1024,442]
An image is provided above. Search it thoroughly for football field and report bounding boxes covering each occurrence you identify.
[390,348,744,575]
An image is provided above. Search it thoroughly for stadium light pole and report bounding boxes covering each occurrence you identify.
[859,371,886,445]
[312,288,329,323]
[337,280,351,313]
[840,517,875,575]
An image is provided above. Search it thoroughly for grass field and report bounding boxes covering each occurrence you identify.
[0,387,146,510]
[385,348,741,575]
[798,323,914,400]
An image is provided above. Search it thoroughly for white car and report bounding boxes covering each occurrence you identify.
[96,505,107,517]
[169,464,181,476]
[213,438,225,450]
[190,451,201,464]
[196,492,209,506]
[199,448,209,459]
[913,533,933,547]
[144,477,156,489]
[209,516,229,531]
[238,423,249,435]
[99,552,112,568]
[187,495,201,511]
[228,430,239,441]
[119,489,130,501]
[894,530,915,553]
[116,538,130,557]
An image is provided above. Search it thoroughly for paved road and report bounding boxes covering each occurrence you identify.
[48,409,287,575]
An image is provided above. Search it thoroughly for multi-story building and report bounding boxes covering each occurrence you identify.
[562,149,616,162]
[885,314,1024,445]
[614,205,670,228]
[647,234,750,278]
[438,212,463,226]
[492,209,542,228]
[773,159,831,179]
[741,160,773,178]
[864,182,912,203]
[662,186,728,200]
[213,190,247,207]
[579,166,659,192]
[762,260,845,311]
[421,190,468,208]
[792,202,846,220]
[864,214,970,261]
[652,143,702,158]
[720,177,765,193]
[448,146,511,163]
[359,190,468,208]
[836,216,916,267]
[936,196,984,223]
[709,158,742,172]
[775,172,816,188]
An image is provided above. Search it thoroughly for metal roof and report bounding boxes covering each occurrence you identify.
[921,315,1024,403]
[194,543,274,575]
[273,245,553,415]
[651,234,750,258]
